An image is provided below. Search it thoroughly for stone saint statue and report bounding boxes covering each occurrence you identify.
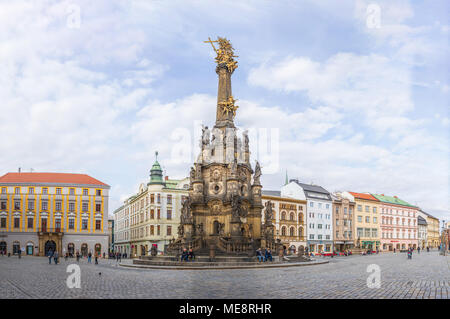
[264,200,273,226]
[231,194,241,219]
[177,224,184,237]
[243,130,249,150]
[181,197,192,224]
[190,166,195,181]
[253,160,262,184]
[230,158,237,175]
[201,125,210,148]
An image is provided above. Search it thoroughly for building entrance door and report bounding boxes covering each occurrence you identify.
[45,240,56,256]
[27,243,34,255]
[0,241,7,254]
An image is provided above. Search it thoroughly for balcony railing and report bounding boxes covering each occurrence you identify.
[38,227,63,233]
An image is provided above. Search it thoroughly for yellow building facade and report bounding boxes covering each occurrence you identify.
[0,172,110,257]
[350,192,381,251]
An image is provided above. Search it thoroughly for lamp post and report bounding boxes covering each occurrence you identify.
[440,220,446,256]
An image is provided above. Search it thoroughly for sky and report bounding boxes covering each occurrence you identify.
[0,0,448,222]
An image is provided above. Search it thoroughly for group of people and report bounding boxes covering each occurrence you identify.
[179,248,195,261]
[255,248,273,262]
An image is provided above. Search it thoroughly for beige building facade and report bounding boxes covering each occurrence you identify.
[262,191,307,253]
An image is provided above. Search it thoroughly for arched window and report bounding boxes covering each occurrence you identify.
[281,226,287,236]
[281,211,286,220]
[290,212,295,221]
[298,226,303,237]
[289,226,295,237]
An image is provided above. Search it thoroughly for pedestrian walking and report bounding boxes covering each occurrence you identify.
[418,247,421,254]
[48,250,53,264]
[53,251,59,264]
[88,252,92,263]
[18,249,22,259]
[76,251,80,262]
[95,253,98,265]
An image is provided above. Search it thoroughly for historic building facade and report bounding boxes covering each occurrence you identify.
[421,211,440,249]
[107,218,114,255]
[113,154,189,257]
[262,190,307,253]
[417,214,428,250]
[349,192,381,251]
[282,180,333,254]
[373,194,419,251]
[0,172,110,257]
[331,192,356,252]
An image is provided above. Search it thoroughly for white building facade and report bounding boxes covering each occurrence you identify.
[282,180,333,254]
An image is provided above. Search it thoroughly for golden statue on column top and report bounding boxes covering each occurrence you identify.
[204,36,238,73]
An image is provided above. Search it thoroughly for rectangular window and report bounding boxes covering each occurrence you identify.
[318,203,322,209]
[56,188,62,195]
[96,189,102,196]
[96,204,101,212]
[83,189,89,196]
[310,202,314,207]
[28,201,34,210]
[344,207,347,214]
[27,217,33,229]
[336,231,339,238]
[69,202,75,212]
[325,235,330,240]
[150,209,154,219]
[364,228,371,237]
[15,187,20,194]
[95,220,101,230]
[365,216,370,223]
[167,195,172,205]
[28,188,34,194]
[82,202,89,211]
[157,209,160,219]
[372,229,378,238]
[42,201,48,211]
[14,217,20,228]
[373,217,377,223]
[157,225,160,235]
[357,216,362,222]
[42,188,48,195]
[309,234,314,240]
[365,206,369,212]
[69,219,75,230]
[55,219,61,231]
[373,207,377,213]
[317,235,322,240]
[167,225,172,236]
[55,202,62,211]
[82,219,88,230]
[14,201,20,210]
[1,201,7,210]
[357,228,363,237]
[69,188,75,195]
[167,210,172,220]
[357,205,362,212]
[0,217,6,228]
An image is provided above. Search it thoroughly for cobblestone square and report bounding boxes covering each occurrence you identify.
[0,251,448,299]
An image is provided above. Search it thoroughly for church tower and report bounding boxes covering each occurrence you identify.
[168,37,275,256]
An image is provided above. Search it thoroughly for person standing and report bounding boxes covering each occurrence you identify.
[95,252,98,265]
[48,250,53,264]
[76,251,80,262]
[18,248,22,259]
[88,251,92,263]
[417,246,421,254]
[53,251,59,264]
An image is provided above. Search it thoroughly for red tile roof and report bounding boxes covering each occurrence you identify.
[0,172,109,187]
[349,192,378,201]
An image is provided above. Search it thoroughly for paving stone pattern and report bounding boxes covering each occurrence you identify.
[0,251,448,299]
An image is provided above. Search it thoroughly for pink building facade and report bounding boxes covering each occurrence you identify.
[372,194,419,251]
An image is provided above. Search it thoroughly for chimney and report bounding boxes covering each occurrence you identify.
[165,176,169,181]
[18,167,21,173]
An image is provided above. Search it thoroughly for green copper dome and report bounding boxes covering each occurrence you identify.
[149,151,164,185]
